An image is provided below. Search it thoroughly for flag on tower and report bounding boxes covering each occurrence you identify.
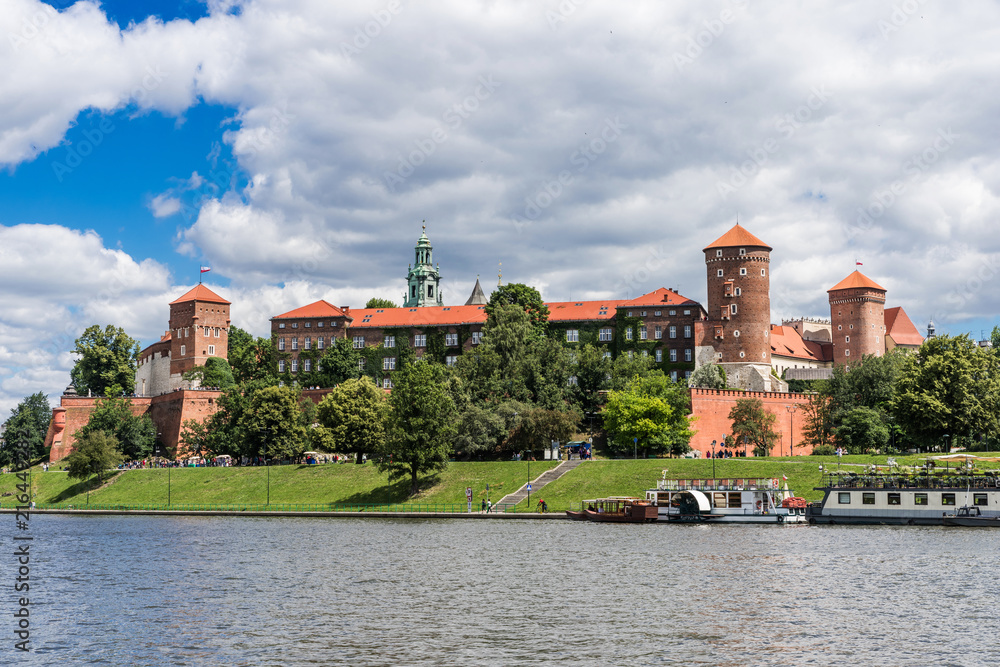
[856,260,863,266]
[200,266,211,274]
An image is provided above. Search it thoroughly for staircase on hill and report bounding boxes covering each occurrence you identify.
[496,458,584,509]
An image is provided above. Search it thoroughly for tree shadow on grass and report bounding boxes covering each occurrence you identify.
[335,472,443,506]
[47,471,122,503]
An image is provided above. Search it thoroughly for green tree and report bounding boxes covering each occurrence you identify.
[688,363,727,389]
[454,304,535,403]
[315,337,363,387]
[75,397,156,460]
[800,392,835,450]
[485,283,550,330]
[603,373,693,457]
[179,418,211,458]
[245,385,308,460]
[610,352,655,391]
[508,406,579,457]
[228,326,278,385]
[835,406,890,454]
[377,362,457,496]
[570,343,611,413]
[183,357,236,389]
[316,377,387,459]
[891,335,1000,451]
[453,403,507,459]
[0,392,51,467]
[70,324,140,396]
[365,297,398,309]
[524,336,573,409]
[64,430,123,484]
[728,398,780,457]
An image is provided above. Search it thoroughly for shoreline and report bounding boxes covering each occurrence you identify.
[0,508,570,520]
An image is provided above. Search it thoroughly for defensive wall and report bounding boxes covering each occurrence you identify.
[688,388,813,456]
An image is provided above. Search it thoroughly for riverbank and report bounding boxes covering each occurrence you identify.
[0,507,568,519]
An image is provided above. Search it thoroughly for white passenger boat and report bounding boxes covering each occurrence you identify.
[807,467,1000,525]
[645,475,808,524]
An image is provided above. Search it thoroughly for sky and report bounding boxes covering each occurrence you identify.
[1,0,999,415]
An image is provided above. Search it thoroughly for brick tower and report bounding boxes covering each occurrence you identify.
[696,223,780,391]
[828,270,886,365]
[168,284,232,379]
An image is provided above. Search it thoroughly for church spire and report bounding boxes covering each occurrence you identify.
[403,224,443,307]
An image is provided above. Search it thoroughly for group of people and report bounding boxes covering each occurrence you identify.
[710,449,746,459]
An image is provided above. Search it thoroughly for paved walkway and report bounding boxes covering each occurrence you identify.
[496,458,585,509]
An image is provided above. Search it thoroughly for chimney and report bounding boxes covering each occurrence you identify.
[341,306,350,316]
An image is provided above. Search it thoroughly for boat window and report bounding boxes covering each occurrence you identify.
[728,492,742,508]
[838,492,851,504]
[914,493,928,505]
[974,493,988,506]
[862,493,875,505]
[887,493,901,505]
[941,493,956,506]
[713,492,727,508]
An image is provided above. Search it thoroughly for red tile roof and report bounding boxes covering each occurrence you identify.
[828,270,886,292]
[348,304,488,328]
[770,324,832,362]
[170,284,231,305]
[619,288,702,309]
[884,306,924,347]
[546,300,623,322]
[703,224,772,252]
[273,300,348,320]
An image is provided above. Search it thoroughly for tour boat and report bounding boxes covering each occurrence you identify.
[571,497,659,523]
[644,476,808,524]
[808,466,1000,525]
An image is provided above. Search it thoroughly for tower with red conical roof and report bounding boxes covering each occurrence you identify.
[168,284,232,379]
[828,270,886,365]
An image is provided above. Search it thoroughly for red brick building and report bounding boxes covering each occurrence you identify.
[828,270,886,365]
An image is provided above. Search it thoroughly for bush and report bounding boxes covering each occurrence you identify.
[811,444,836,456]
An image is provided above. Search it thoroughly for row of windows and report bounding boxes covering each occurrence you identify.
[837,492,990,506]
[277,321,338,329]
[278,336,332,352]
[625,309,693,317]
[717,268,766,277]
[620,325,692,342]
[178,345,215,357]
[175,326,222,338]
[715,248,752,258]
[351,332,483,349]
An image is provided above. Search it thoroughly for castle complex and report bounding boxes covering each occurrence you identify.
[46,222,924,461]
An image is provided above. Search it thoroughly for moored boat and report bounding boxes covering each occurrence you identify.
[943,505,1000,527]
[575,497,658,523]
[645,475,807,524]
[807,464,1000,525]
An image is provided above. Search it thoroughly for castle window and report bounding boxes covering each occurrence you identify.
[639,326,647,341]
[304,337,311,350]
[655,349,662,362]
[568,375,578,386]
[669,326,677,339]
[684,325,691,338]
[671,370,679,381]
[838,325,842,330]
[735,287,742,296]
[204,327,210,337]
[641,350,648,358]
[291,338,298,351]
[627,350,634,359]
[278,338,286,351]
[278,360,285,373]
[303,359,311,372]
[383,377,393,389]
[411,286,416,298]
[716,250,722,257]
[845,349,850,356]
[385,335,395,348]
[318,322,324,327]
[740,268,747,276]
[215,328,220,337]
[761,269,766,276]
[291,359,298,373]
[566,329,580,343]
[730,304,738,315]
[734,330,740,337]
[654,311,661,317]
[208,345,215,356]
[625,327,633,341]
[446,355,458,367]
[428,285,434,297]
[641,311,647,317]
[717,269,724,277]
[875,336,879,343]
[599,328,613,341]
[655,326,662,340]
[670,349,677,362]
[279,323,285,329]
[684,370,692,379]
[603,351,612,359]
[445,333,458,346]
[670,310,676,316]
[685,349,693,362]
[472,331,482,344]
[740,351,745,358]
[317,337,324,350]
[358,359,366,370]
[292,323,298,329]
[180,344,186,356]
[846,336,850,343]
[383,357,396,371]
[303,322,311,329]
[353,336,366,349]
[414,334,427,347]
[739,248,746,255]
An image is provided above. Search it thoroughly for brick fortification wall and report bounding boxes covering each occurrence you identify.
[47,396,153,464]
[689,388,813,456]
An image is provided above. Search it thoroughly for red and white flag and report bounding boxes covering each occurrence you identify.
[200,266,211,274]
[782,474,788,480]
[856,260,863,266]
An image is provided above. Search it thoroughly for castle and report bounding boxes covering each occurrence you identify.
[46,222,923,461]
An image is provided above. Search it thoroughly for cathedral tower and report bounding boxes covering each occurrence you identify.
[403,227,444,307]
[828,270,886,365]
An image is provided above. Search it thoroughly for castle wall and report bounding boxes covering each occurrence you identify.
[47,396,153,464]
[149,389,223,458]
[136,340,172,397]
[689,388,812,456]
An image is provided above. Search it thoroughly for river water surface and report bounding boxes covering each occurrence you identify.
[9,515,1000,665]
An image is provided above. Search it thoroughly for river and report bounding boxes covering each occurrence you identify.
[9,515,1000,665]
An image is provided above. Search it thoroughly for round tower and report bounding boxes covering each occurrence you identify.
[828,270,886,365]
[703,224,772,365]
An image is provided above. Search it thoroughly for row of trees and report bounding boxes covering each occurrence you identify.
[801,331,1000,454]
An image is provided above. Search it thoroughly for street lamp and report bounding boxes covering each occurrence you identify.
[711,440,716,480]
[940,433,949,454]
[785,405,795,458]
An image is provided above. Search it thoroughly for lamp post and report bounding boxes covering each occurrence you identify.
[940,433,949,455]
[785,405,795,458]
[634,437,637,460]
[711,440,716,480]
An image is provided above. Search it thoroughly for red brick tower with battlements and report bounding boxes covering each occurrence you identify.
[828,270,886,366]
[168,284,231,378]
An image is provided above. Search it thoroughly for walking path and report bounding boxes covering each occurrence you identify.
[496,458,585,509]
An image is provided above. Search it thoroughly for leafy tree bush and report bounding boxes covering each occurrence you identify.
[65,431,123,484]
[603,373,692,457]
[728,398,779,457]
[316,377,387,459]
[75,397,156,460]
[71,324,140,396]
[365,297,398,309]
[688,363,727,389]
[0,392,51,467]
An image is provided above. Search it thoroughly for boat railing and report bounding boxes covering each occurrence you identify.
[657,478,779,491]
[823,473,1000,490]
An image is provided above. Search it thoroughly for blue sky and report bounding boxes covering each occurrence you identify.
[1,0,999,415]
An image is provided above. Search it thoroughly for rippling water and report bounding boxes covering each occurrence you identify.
[12,516,1000,665]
